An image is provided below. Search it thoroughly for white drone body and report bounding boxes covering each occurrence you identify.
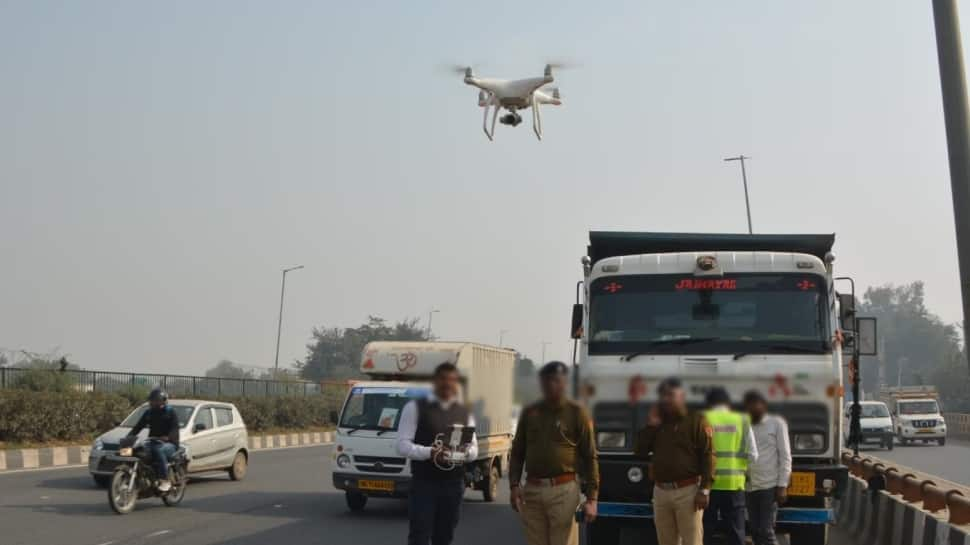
[461,64,563,141]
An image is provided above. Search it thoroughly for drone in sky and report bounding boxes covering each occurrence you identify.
[451,63,567,141]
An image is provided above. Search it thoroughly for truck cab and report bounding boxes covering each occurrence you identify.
[573,232,852,545]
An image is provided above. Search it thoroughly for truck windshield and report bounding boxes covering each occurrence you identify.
[338,387,428,431]
[899,401,939,415]
[589,273,830,355]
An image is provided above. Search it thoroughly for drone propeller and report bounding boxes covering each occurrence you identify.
[439,63,479,78]
[539,86,561,99]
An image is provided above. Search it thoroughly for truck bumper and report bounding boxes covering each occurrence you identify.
[331,472,412,498]
[579,501,834,524]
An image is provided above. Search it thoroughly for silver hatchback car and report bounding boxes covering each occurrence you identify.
[89,399,249,487]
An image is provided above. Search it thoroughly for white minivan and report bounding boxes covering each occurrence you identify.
[844,401,894,450]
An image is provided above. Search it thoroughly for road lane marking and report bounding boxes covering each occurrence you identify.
[145,530,171,538]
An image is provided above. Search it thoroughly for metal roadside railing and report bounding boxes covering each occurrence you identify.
[841,450,970,525]
[0,366,324,397]
[946,413,970,439]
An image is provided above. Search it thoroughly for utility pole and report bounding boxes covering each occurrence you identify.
[427,309,440,339]
[541,341,551,363]
[724,155,754,234]
[274,265,304,376]
[932,0,970,373]
[499,329,509,347]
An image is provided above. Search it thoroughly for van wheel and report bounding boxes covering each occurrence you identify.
[228,451,248,481]
[938,438,946,446]
[483,462,500,502]
[346,491,368,512]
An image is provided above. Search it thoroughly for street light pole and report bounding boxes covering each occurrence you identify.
[274,265,304,376]
[427,309,440,339]
[932,0,970,373]
[499,329,509,347]
[724,155,754,234]
[541,341,551,363]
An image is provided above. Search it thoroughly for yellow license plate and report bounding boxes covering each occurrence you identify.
[787,472,816,497]
[358,479,394,492]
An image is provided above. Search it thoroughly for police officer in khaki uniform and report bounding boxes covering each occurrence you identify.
[509,361,599,545]
[635,377,715,545]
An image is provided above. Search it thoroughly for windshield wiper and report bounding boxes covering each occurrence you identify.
[376,428,394,436]
[623,337,721,362]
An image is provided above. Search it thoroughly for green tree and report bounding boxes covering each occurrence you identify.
[858,282,964,407]
[297,316,429,381]
[205,359,255,379]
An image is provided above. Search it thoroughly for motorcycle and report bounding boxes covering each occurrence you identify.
[106,436,188,514]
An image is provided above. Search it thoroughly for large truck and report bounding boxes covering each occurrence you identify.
[330,341,516,511]
[571,232,868,545]
[878,386,947,446]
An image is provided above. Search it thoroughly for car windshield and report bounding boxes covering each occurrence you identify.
[589,273,830,355]
[899,401,939,415]
[860,404,890,418]
[338,387,428,430]
[121,404,196,428]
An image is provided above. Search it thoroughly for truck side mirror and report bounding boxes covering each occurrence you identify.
[856,317,878,356]
[838,293,856,331]
[570,304,583,340]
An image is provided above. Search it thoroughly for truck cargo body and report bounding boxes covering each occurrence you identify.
[331,341,516,510]
[575,232,846,545]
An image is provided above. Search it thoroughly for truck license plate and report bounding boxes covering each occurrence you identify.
[358,479,394,492]
[787,472,816,497]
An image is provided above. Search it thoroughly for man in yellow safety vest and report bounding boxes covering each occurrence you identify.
[703,387,758,545]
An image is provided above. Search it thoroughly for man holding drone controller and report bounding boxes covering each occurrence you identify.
[397,362,478,545]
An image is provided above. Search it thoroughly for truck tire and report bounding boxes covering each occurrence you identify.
[345,491,367,512]
[483,462,500,502]
[789,524,827,545]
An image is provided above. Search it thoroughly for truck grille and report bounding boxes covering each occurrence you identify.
[353,455,406,465]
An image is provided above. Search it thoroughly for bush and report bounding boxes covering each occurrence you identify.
[0,389,342,444]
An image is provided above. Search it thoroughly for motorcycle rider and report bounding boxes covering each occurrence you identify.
[126,388,180,492]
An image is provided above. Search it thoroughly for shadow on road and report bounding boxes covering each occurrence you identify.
[35,475,100,491]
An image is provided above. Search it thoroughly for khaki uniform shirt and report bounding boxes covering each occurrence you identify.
[634,410,715,490]
[509,399,600,500]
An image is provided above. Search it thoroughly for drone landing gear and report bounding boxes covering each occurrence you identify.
[482,93,499,141]
[531,94,542,140]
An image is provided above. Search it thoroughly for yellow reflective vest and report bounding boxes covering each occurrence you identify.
[704,408,751,491]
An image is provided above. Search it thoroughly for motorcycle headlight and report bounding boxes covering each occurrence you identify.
[793,433,825,453]
[119,447,133,457]
[596,432,627,449]
[336,454,351,468]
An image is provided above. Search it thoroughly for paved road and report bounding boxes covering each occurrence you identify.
[854,438,970,487]
[0,445,855,545]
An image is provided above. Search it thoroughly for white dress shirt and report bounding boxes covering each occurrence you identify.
[747,414,792,491]
[396,395,478,462]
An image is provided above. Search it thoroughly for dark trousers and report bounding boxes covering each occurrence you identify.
[408,478,465,545]
[703,490,745,545]
[745,489,778,545]
[145,439,177,479]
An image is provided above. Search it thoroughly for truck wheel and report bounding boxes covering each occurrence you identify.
[938,438,946,446]
[789,524,828,545]
[483,462,500,502]
[345,491,367,512]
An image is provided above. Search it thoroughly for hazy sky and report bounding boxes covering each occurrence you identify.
[2,1,968,374]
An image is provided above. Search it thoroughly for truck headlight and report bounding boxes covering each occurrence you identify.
[793,433,825,452]
[627,467,644,483]
[597,432,627,449]
[336,454,351,469]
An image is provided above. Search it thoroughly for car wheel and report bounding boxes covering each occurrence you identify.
[93,475,111,488]
[939,438,946,446]
[228,451,248,481]
[346,491,367,512]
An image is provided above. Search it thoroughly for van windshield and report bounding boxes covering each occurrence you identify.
[860,404,890,418]
[589,273,830,355]
[339,387,428,431]
[899,401,939,415]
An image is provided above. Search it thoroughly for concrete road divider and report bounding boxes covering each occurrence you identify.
[837,451,970,544]
[0,431,333,473]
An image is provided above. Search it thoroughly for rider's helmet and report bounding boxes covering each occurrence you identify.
[148,388,169,404]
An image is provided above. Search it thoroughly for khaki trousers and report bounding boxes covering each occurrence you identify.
[520,480,581,545]
[652,484,703,545]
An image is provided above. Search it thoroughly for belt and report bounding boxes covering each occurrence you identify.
[655,476,700,490]
[527,473,577,487]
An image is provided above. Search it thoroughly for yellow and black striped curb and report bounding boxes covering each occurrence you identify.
[0,431,334,472]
